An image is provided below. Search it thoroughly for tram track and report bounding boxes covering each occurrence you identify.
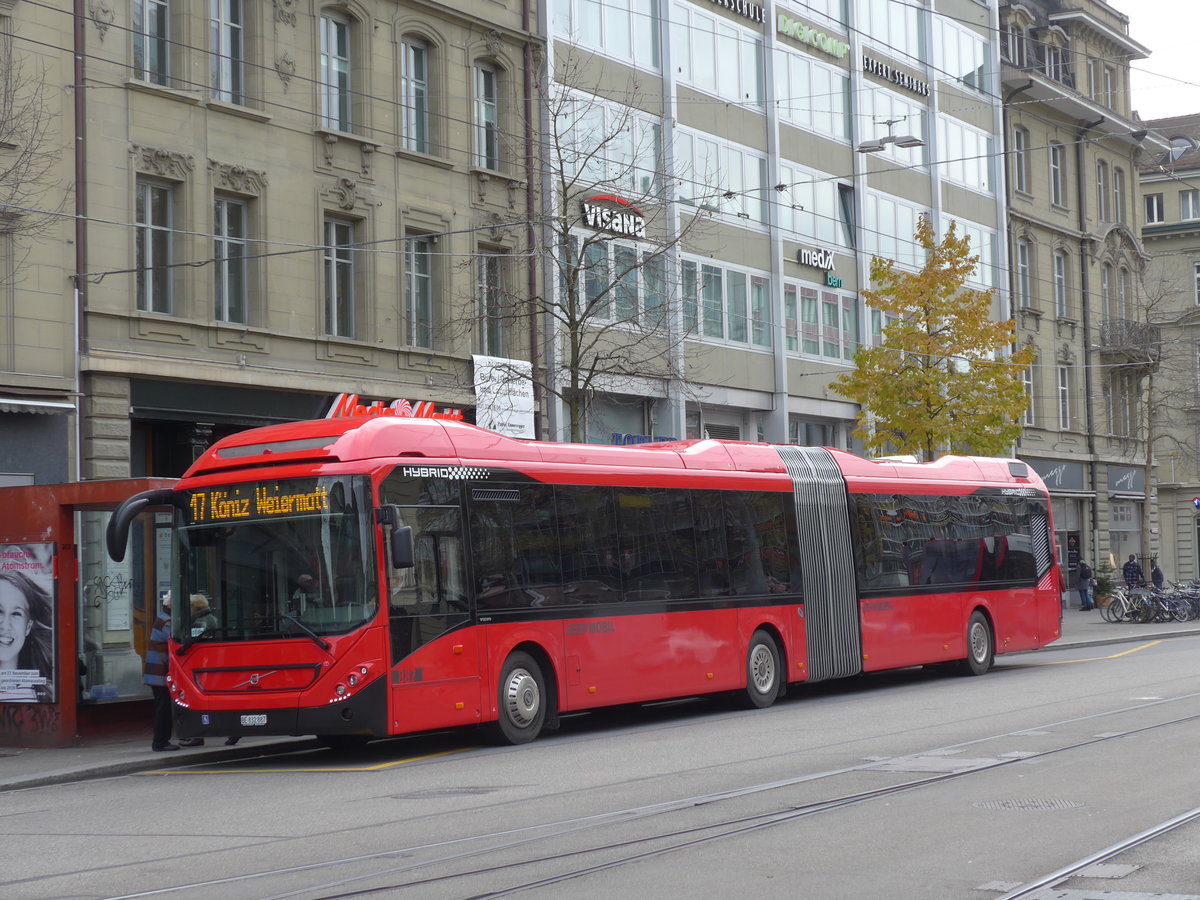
[95,688,1200,900]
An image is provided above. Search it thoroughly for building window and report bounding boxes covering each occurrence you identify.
[1052,250,1068,317]
[1146,192,1165,224]
[1015,239,1032,307]
[775,47,850,140]
[479,250,505,356]
[1182,189,1200,221]
[1096,161,1109,222]
[319,14,351,131]
[1049,143,1065,206]
[680,257,773,348]
[1004,23,1026,66]
[1058,366,1070,430]
[1119,267,1130,319]
[135,179,174,314]
[1044,43,1067,83]
[861,0,924,63]
[1103,67,1115,108]
[404,235,433,348]
[400,38,429,153]
[133,0,170,86]
[677,129,769,224]
[1114,168,1125,223]
[1012,126,1029,193]
[553,0,659,71]
[935,17,988,93]
[1022,366,1037,426]
[474,64,500,170]
[210,0,244,103]
[936,117,992,192]
[1195,261,1200,305]
[323,218,355,337]
[213,196,247,323]
[786,283,855,362]
[674,4,763,107]
[562,89,663,196]
[1101,263,1113,319]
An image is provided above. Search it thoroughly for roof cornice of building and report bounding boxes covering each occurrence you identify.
[1046,9,1149,59]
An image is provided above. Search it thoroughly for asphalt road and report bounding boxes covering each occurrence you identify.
[4,630,1200,899]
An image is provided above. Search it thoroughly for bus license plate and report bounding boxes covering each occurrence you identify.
[240,714,267,726]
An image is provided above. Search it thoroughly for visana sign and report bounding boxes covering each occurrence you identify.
[326,393,464,421]
[581,195,647,238]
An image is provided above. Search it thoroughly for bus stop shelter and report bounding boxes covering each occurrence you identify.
[0,478,173,747]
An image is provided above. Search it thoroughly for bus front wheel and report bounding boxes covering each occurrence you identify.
[740,630,781,709]
[959,611,993,676]
[490,652,546,745]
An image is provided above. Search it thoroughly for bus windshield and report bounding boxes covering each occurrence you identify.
[173,475,377,643]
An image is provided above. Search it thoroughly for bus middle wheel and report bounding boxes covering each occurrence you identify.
[959,611,994,676]
[740,630,781,709]
[490,651,546,745]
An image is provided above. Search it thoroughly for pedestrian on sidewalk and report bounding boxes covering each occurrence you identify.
[1077,561,1094,610]
[144,592,178,752]
[1152,560,1165,590]
[1123,554,1144,588]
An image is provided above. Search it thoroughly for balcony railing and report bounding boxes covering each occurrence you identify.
[1097,318,1162,362]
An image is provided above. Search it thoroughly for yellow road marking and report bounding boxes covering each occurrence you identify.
[146,746,473,775]
[1042,640,1163,665]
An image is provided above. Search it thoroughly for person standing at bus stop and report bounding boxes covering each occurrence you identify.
[144,592,178,751]
[1123,554,1144,588]
[1076,560,1094,610]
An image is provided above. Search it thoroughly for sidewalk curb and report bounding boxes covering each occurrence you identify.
[1043,626,1200,652]
[1,739,320,792]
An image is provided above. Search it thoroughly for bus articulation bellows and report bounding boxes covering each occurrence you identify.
[107,416,1063,746]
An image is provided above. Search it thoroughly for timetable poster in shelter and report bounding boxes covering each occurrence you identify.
[0,543,56,703]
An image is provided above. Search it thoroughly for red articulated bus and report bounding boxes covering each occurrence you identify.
[106,415,1063,747]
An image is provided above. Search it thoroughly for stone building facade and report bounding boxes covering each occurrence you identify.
[1000,0,1160,585]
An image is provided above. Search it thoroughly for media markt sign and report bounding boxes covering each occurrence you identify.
[581,195,647,239]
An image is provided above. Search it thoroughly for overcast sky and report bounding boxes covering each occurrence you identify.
[1126,0,1200,121]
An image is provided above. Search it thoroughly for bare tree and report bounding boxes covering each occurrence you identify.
[1126,263,1200,569]
[1094,258,1197,570]
[452,51,721,442]
[0,36,61,278]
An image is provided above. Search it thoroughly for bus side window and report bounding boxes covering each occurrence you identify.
[725,492,792,595]
[616,487,698,600]
[693,490,731,597]
[556,485,621,602]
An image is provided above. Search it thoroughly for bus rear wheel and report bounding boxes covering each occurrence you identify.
[490,652,546,745]
[959,611,993,676]
[740,630,781,709]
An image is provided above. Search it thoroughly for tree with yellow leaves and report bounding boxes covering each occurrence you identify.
[834,215,1035,460]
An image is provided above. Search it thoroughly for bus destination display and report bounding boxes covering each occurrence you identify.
[187,482,330,524]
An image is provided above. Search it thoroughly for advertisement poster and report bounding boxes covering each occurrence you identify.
[0,543,56,703]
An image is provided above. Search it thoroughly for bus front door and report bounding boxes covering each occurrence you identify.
[385,512,483,734]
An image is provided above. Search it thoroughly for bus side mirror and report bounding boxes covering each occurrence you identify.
[390,525,414,569]
[106,488,178,562]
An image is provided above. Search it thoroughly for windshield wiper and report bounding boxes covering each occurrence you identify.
[279,613,331,650]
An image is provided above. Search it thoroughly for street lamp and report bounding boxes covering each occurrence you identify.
[857,117,924,153]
